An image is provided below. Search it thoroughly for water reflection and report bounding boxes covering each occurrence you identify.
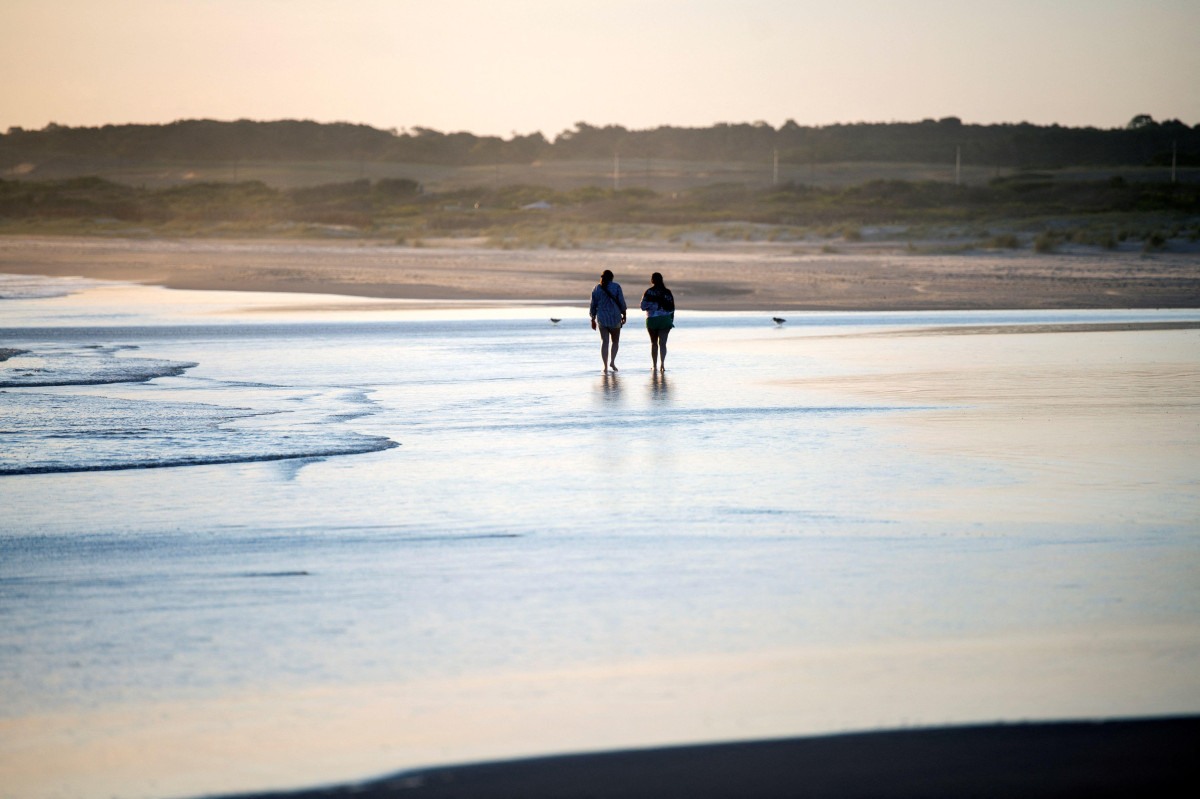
[649,371,671,402]
[596,372,622,403]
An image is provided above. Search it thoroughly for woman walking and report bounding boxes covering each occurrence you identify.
[589,270,627,373]
[640,272,674,371]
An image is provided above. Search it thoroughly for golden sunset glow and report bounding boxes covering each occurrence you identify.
[2,0,1197,135]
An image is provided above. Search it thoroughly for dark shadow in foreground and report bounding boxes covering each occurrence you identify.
[212,716,1199,799]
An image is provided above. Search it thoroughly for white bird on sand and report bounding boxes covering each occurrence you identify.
[550,318,562,324]
[772,317,786,325]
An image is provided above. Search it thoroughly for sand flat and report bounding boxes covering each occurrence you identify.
[222,716,1200,799]
[2,234,1199,310]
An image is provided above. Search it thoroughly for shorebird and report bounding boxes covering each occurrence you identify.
[549,318,561,324]
[772,317,786,325]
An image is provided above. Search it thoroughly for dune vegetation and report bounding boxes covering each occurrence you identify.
[1,170,1197,255]
[1,118,1197,252]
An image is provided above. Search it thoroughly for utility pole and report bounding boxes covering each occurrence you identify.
[773,149,779,185]
[955,145,962,186]
[613,152,620,191]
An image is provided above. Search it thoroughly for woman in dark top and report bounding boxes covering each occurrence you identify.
[639,272,674,371]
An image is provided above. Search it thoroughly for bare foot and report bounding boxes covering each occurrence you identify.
[610,363,618,372]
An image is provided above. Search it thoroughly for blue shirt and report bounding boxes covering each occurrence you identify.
[590,281,627,328]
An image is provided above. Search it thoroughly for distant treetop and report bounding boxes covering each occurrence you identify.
[1,116,1197,170]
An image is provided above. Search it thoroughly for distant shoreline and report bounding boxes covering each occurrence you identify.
[214,716,1200,799]
[2,234,1198,312]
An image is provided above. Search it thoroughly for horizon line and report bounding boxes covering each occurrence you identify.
[7,114,1197,141]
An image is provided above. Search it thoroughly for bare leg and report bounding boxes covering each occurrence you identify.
[599,326,611,372]
[608,326,621,371]
[657,328,670,371]
[648,329,660,370]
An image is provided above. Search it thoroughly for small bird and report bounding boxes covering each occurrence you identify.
[549,318,561,324]
[772,317,786,325]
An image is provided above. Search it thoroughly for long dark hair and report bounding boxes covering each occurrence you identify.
[600,269,614,286]
[649,272,673,312]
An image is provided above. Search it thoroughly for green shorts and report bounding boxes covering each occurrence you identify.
[646,313,674,331]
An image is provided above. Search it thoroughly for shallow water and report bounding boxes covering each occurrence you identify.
[2,278,1199,799]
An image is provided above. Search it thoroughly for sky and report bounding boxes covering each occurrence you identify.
[2,0,1198,138]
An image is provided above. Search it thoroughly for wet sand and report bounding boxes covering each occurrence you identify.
[4,243,1199,799]
[1,234,1198,311]
[219,717,1200,799]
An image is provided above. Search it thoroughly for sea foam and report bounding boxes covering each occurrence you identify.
[0,342,397,475]
[0,343,195,387]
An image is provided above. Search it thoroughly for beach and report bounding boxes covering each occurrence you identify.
[2,233,1199,311]
[1,237,1199,799]
[220,718,1200,798]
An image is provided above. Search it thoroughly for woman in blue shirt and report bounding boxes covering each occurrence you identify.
[589,270,627,373]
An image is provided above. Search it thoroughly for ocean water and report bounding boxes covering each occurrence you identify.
[2,276,1200,799]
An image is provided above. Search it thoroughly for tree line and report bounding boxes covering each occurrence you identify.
[2,115,1197,170]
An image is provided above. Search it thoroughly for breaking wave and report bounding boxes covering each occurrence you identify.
[0,343,196,387]
[0,391,397,475]
[0,342,397,476]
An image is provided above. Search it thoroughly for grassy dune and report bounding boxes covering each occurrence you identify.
[6,156,1195,193]
[1,161,1198,256]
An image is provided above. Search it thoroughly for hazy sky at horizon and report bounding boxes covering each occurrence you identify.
[2,0,1198,137]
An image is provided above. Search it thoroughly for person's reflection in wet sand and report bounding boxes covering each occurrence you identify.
[649,371,670,402]
[597,372,622,403]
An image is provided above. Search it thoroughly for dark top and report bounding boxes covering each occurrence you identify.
[640,286,674,314]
